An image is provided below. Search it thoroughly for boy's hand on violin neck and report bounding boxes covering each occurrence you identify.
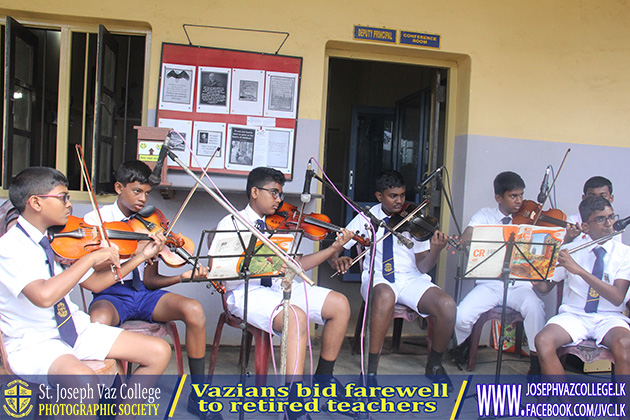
[430,230,448,251]
[182,265,209,280]
[88,247,120,268]
[563,223,582,244]
[331,228,353,249]
[140,232,167,260]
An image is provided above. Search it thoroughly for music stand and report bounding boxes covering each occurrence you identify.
[197,223,304,420]
[458,225,562,381]
[199,222,304,372]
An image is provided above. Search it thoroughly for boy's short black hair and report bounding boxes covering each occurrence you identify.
[9,167,68,212]
[115,160,152,186]
[375,170,405,193]
[579,195,613,222]
[493,171,525,196]
[246,167,285,199]
[583,176,613,195]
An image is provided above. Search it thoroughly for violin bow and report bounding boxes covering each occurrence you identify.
[161,147,226,293]
[161,135,313,286]
[75,145,123,282]
[332,200,428,277]
[164,147,220,238]
[533,148,571,225]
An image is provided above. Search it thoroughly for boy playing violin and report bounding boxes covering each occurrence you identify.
[213,167,353,420]
[329,170,456,389]
[452,171,545,377]
[564,176,619,244]
[83,160,213,420]
[0,167,170,382]
[534,196,630,376]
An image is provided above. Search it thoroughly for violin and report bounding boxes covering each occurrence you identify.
[50,215,153,261]
[512,200,570,228]
[266,201,370,246]
[125,206,197,268]
[388,203,460,249]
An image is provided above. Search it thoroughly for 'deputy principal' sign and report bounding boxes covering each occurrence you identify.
[353,25,441,49]
[354,26,397,43]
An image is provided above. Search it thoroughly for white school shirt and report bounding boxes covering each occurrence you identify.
[84,201,146,282]
[342,203,431,283]
[468,207,512,227]
[0,216,92,341]
[553,238,630,314]
[214,205,289,292]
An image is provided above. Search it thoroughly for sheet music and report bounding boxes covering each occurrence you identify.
[465,224,565,280]
[208,231,294,279]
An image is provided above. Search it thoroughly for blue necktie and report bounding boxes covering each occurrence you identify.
[254,219,272,287]
[382,217,395,282]
[585,246,606,313]
[39,235,78,347]
[131,267,141,291]
[501,216,511,224]
[122,215,142,291]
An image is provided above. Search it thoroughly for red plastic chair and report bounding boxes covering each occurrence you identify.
[208,291,271,386]
[466,306,525,371]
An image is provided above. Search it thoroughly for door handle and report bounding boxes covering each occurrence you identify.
[349,170,354,191]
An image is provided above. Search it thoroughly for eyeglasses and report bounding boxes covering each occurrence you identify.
[33,193,71,204]
[589,214,618,225]
[257,187,284,201]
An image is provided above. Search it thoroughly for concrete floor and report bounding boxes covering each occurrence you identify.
[164,323,606,420]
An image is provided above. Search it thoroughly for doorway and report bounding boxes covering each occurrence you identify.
[321,57,448,282]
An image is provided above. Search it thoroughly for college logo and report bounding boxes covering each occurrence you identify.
[3,379,33,418]
[384,262,393,273]
[57,301,68,318]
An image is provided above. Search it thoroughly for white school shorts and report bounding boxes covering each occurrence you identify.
[227,280,332,335]
[6,315,122,376]
[547,310,630,347]
[360,273,438,317]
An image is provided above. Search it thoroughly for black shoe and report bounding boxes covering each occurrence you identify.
[425,364,454,393]
[188,394,224,420]
[449,341,470,369]
[317,377,369,420]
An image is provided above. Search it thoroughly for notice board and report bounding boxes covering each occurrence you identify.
[157,43,302,178]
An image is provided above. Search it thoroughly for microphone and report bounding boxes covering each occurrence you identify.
[414,167,443,193]
[301,161,314,203]
[536,165,551,204]
[614,216,630,232]
[148,135,171,185]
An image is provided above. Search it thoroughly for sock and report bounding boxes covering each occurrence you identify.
[188,357,206,390]
[314,356,335,383]
[367,353,379,375]
[427,350,444,369]
[529,355,541,374]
